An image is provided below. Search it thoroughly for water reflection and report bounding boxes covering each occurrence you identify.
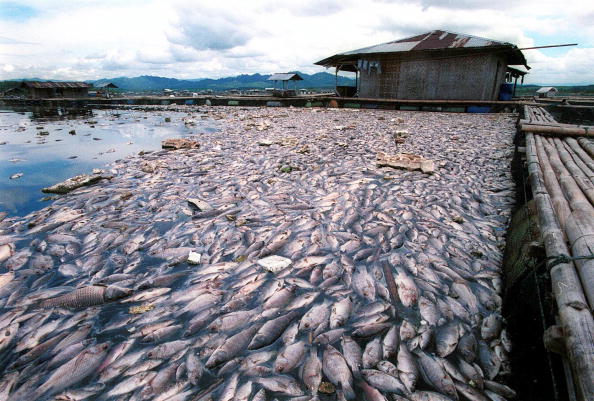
[0,106,218,216]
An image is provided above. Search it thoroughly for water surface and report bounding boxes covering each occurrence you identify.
[0,106,218,216]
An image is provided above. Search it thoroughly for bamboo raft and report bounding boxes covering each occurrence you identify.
[521,105,594,400]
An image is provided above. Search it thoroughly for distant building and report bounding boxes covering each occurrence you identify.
[268,73,303,97]
[95,82,118,98]
[315,30,529,100]
[536,87,557,98]
[21,81,91,99]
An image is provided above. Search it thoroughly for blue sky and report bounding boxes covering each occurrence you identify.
[0,0,593,84]
[0,1,36,21]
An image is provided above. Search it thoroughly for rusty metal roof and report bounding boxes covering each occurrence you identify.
[21,81,91,89]
[268,73,304,81]
[315,30,528,68]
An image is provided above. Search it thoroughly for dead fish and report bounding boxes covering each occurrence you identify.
[457,331,477,363]
[382,325,400,360]
[416,350,458,400]
[397,345,418,393]
[330,297,352,329]
[352,265,376,301]
[274,340,306,373]
[395,269,418,306]
[38,285,132,308]
[30,343,110,399]
[357,380,388,401]
[352,322,391,338]
[0,322,19,355]
[206,324,260,368]
[147,340,191,360]
[249,310,299,350]
[322,345,355,399]
[361,369,409,395]
[106,370,157,397]
[299,300,331,332]
[362,337,382,369]
[435,322,460,357]
[341,335,363,374]
[301,346,322,395]
[255,375,304,396]
[0,244,15,263]
[481,313,503,341]
[186,352,204,386]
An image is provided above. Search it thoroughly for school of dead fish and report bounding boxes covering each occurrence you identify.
[0,106,518,401]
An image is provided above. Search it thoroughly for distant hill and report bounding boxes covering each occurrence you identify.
[89,72,354,91]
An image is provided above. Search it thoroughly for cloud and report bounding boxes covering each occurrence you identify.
[0,35,38,45]
[167,4,254,51]
[0,0,591,84]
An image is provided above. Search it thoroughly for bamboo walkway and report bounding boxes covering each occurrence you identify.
[522,105,594,400]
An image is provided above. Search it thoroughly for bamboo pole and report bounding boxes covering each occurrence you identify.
[525,133,594,400]
[563,139,594,181]
[534,136,572,229]
[577,138,594,159]
[536,136,594,308]
[541,137,594,214]
[521,124,594,137]
[552,138,594,205]
[564,210,594,310]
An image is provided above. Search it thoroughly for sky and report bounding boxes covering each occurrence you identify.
[0,0,593,85]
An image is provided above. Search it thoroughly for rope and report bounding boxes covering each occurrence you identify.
[545,253,594,270]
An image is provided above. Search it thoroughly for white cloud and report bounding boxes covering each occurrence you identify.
[0,0,592,84]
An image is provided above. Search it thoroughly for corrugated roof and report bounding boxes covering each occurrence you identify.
[21,81,91,89]
[315,30,528,68]
[268,73,304,81]
[536,87,557,93]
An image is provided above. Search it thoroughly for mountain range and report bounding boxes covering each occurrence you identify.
[90,72,354,91]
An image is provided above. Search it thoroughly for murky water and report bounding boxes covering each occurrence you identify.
[0,106,219,216]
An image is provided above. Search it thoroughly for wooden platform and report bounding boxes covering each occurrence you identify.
[1,95,529,113]
[521,105,594,400]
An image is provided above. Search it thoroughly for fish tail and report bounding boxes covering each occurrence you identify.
[340,382,356,400]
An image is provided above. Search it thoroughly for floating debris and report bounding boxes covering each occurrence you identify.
[41,174,108,194]
[377,151,436,174]
[129,304,156,314]
[257,255,292,273]
[161,138,199,150]
[187,251,202,265]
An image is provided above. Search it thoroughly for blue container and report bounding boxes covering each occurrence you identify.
[467,106,492,113]
[499,83,513,101]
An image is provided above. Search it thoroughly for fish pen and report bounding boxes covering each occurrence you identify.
[0,103,580,401]
[509,104,594,401]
